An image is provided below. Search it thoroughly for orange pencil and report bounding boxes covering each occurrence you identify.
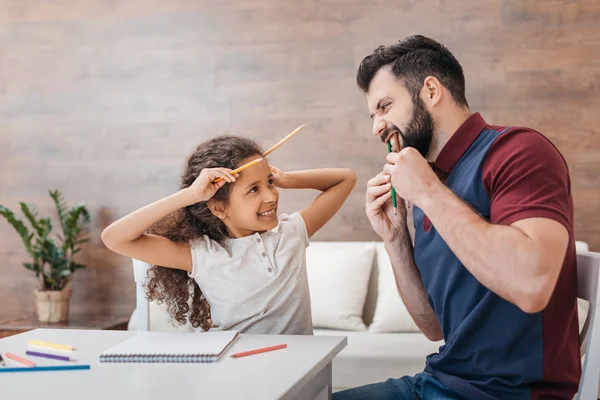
[212,125,305,185]
[231,344,287,358]
[212,157,263,184]
[5,352,36,367]
[262,124,305,157]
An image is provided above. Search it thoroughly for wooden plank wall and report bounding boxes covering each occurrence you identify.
[1,0,599,322]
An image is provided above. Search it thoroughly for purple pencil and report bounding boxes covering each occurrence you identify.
[26,350,76,362]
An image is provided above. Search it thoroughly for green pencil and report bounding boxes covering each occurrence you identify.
[387,140,398,215]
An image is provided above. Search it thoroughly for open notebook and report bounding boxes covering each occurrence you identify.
[99,331,239,363]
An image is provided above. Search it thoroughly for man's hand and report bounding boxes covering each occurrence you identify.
[383,147,444,209]
[365,172,407,243]
[366,171,443,341]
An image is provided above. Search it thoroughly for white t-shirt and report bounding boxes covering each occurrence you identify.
[188,213,313,335]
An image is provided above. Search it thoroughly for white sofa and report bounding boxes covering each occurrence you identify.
[128,241,590,391]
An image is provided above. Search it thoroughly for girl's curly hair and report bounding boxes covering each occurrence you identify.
[145,136,264,331]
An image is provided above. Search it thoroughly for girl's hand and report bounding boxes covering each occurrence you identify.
[186,168,238,204]
[269,165,288,188]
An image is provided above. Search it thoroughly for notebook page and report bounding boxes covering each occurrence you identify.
[100,331,239,357]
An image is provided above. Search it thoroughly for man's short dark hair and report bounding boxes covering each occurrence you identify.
[357,35,468,108]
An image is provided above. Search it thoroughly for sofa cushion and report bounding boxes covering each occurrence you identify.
[306,242,375,331]
[368,243,420,333]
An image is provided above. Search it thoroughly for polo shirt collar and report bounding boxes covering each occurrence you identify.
[434,112,489,174]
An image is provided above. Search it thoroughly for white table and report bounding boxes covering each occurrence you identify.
[0,329,347,400]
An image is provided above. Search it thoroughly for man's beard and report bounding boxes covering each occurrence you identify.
[381,97,435,158]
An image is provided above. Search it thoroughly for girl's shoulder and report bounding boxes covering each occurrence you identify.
[188,235,225,278]
[189,234,217,251]
[274,212,309,248]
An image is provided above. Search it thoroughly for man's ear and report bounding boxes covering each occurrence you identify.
[422,76,442,107]
[207,199,227,220]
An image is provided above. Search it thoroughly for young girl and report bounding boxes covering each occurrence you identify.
[101,135,356,334]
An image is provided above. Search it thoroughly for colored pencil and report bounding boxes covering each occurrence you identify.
[28,340,76,351]
[212,157,263,184]
[231,344,287,358]
[387,140,398,215]
[26,350,76,362]
[5,352,36,367]
[262,124,305,157]
[0,365,90,373]
[212,124,305,184]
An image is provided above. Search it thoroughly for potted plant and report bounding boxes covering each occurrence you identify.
[0,190,90,323]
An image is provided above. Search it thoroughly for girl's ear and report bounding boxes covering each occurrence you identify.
[207,199,227,220]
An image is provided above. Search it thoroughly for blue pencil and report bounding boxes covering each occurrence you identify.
[0,365,90,373]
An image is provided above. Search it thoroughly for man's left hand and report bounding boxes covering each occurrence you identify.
[383,147,444,209]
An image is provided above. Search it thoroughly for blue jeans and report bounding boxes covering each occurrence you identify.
[332,372,465,400]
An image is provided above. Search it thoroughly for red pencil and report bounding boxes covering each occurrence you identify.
[230,344,287,358]
[5,352,36,367]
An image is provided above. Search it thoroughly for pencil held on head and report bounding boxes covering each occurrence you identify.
[262,124,305,157]
[211,125,305,185]
[387,140,398,215]
[212,157,263,184]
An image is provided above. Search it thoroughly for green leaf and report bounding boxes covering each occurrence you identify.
[23,263,37,271]
[61,203,90,257]
[49,190,69,235]
[0,205,33,253]
[71,262,86,271]
[59,270,72,277]
[37,217,52,238]
[19,203,44,237]
[41,240,65,267]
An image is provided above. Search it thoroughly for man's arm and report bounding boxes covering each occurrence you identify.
[385,231,443,341]
[366,172,442,340]
[386,130,572,314]
[421,186,568,313]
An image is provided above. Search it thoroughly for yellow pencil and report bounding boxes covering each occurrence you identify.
[212,157,263,183]
[211,124,305,184]
[28,340,76,351]
[262,124,305,157]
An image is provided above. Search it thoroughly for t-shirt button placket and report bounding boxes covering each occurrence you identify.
[258,241,273,274]
[261,251,272,273]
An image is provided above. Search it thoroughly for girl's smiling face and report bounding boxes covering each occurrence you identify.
[211,156,279,238]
